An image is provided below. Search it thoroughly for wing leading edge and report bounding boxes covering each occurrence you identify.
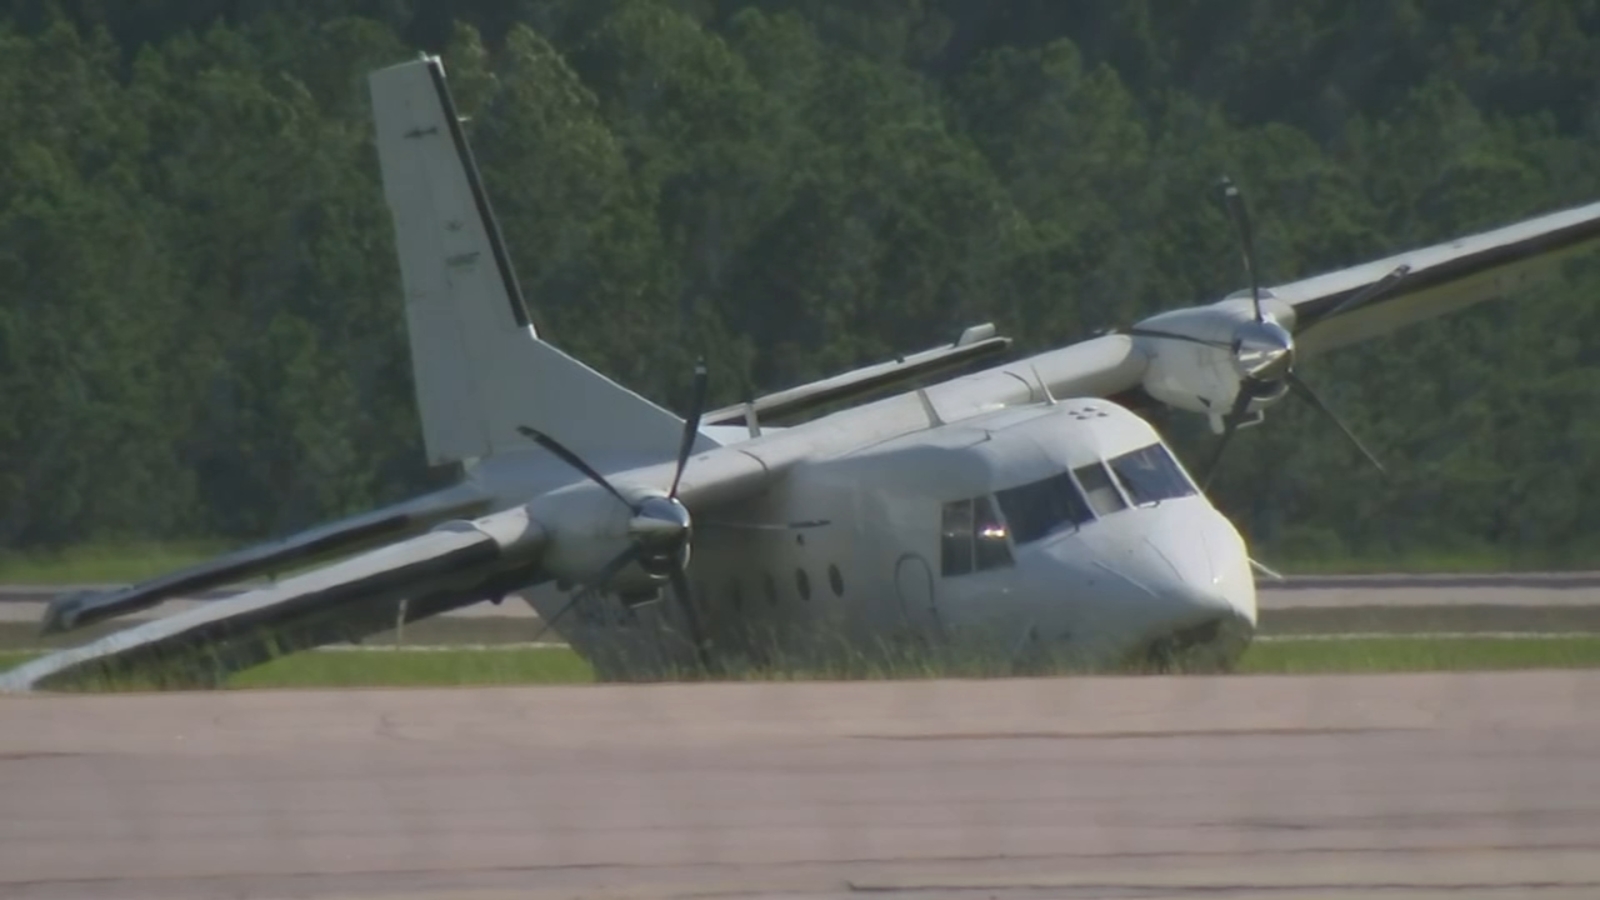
[701,323,1012,430]
[3,508,546,692]
[1278,199,1600,356]
[4,440,789,692]
[38,482,493,636]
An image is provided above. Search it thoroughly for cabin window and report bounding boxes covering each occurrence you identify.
[796,568,811,601]
[941,497,1015,577]
[1109,444,1196,506]
[828,564,845,597]
[995,470,1094,545]
[1075,461,1128,517]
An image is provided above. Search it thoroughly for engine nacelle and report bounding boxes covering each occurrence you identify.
[1131,292,1299,422]
[525,480,666,594]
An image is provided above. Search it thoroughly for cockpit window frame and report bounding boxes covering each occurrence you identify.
[1074,459,1130,518]
[1107,443,1199,508]
[939,495,1016,578]
[994,469,1095,547]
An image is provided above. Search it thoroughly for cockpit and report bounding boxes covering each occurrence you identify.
[939,442,1197,578]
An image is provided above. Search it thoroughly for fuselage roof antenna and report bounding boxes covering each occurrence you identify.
[1031,364,1058,406]
[916,387,945,427]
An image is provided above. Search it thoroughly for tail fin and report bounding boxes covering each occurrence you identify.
[368,54,697,469]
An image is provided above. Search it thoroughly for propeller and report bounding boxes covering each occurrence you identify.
[517,360,831,671]
[1218,176,1265,324]
[517,358,714,670]
[1195,175,1395,487]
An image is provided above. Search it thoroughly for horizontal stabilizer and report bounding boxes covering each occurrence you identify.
[702,324,1011,429]
[5,513,544,692]
[40,483,491,635]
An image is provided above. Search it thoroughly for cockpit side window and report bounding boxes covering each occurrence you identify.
[1109,444,1197,506]
[940,499,974,577]
[973,495,1014,571]
[941,496,1015,577]
[1074,461,1128,517]
[995,471,1093,545]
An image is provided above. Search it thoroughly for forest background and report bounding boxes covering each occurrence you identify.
[2,0,1599,575]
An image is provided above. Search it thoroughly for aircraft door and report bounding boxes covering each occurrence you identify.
[893,552,941,636]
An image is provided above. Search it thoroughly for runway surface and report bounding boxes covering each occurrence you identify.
[5,671,1600,899]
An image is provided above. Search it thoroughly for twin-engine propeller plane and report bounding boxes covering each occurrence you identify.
[6,54,1600,691]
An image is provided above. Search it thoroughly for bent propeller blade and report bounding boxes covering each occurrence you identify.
[517,425,635,510]
[1219,176,1265,323]
[670,358,710,500]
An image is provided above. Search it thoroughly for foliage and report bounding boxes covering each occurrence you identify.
[0,1,1597,565]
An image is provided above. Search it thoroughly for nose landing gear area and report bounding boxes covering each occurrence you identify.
[1128,612,1257,674]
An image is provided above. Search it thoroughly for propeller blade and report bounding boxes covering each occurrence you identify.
[669,358,710,500]
[529,542,646,644]
[1317,263,1413,323]
[517,425,635,511]
[667,565,714,671]
[1218,176,1264,323]
[1202,381,1259,490]
[528,593,580,645]
[1286,372,1386,476]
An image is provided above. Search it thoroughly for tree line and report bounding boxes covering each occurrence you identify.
[2,0,1598,567]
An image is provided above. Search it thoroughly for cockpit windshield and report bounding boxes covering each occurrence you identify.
[989,443,1196,550]
[1107,444,1195,506]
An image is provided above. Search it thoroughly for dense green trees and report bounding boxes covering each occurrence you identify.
[1,1,1597,567]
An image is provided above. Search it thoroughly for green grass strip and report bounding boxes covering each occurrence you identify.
[5,636,1600,691]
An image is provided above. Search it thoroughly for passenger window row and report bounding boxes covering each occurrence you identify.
[940,443,1196,577]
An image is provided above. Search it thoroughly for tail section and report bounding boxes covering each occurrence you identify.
[368,54,697,469]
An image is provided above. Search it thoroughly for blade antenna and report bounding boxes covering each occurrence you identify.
[1219,176,1264,323]
[517,426,635,510]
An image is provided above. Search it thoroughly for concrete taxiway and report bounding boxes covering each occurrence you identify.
[4,671,1600,899]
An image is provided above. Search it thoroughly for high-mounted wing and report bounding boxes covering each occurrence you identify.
[701,323,1012,431]
[38,481,492,635]
[1128,189,1600,480]
[2,508,544,692]
[1278,199,1600,357]
[3,437,787,692]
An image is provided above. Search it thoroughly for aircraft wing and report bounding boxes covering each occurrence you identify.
[1276,199,1600,357]
[2,509,546,692]
[38,482,493,635]
[2,445,786,692]
[702,323,1012,430]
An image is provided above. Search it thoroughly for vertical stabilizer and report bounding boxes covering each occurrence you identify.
[368,54,697,469]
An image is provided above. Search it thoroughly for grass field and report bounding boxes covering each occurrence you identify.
[0,541,226,584]
[6,636,1600,691]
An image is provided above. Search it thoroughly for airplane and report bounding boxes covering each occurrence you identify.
[5,52,1600,692]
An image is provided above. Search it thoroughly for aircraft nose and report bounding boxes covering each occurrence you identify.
[1138,503,1257,628]
[1069,500,1256,670]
